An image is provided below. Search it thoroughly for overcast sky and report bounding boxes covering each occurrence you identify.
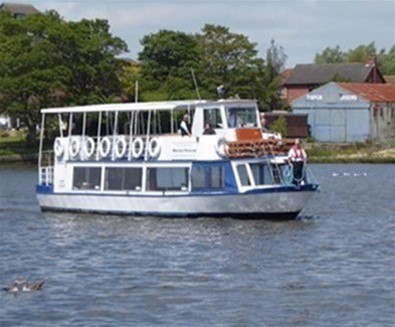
[7,0,395,67]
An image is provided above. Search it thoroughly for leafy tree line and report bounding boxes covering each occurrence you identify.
[314,42,395,75]
[0,10,287,143]
[122,25,287,112]
[0,10,127,142]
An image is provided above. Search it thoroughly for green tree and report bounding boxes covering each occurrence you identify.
[0,10,127,143]
[269,115,287,137]
[314,45,345,64]
[134,25,287,108]
[378,46,395,75]
[346,42,376,63]
[313,42,395,75]
[138,30,200,100]
[66,18,128,104]
[196,24,265,100]
[261,39,287,110]
[119,60,141,102]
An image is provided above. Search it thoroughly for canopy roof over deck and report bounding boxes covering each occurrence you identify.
[40,99,257,114]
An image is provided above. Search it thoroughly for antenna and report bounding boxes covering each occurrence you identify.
[191,69,201,100]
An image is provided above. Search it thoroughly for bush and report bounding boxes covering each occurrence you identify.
[269,115,287,137]
[0,131,10,138]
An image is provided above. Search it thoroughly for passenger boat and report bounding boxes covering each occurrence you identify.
[36,99,319,219]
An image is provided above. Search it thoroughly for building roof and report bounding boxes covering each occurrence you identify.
[338,83,395,102]
[0,2,40,16]
[280,68,293,84]
[284,63,376,85]
[384,75,395,85]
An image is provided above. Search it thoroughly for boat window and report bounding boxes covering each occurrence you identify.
[250,163,272,185]
[73,167,101,190]
[236,164,251,186]
[203,108,223,128]
[191,166,206,189]
[146,167,189,191]
[191,166,225,190]
[226,107,257,128]
[210,166,224,189]
[105,167,142,191]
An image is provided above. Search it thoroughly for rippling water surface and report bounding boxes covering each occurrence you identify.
[0,164,394,326]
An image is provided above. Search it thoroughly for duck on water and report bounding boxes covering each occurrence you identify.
[3,279,45,293]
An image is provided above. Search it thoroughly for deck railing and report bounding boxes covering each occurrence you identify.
[39,166,54,186]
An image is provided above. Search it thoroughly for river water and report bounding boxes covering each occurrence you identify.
[0,164,394,326]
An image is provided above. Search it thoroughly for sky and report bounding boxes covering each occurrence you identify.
[5,0,395,67]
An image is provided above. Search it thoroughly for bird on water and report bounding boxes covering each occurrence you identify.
[3,279,45,293]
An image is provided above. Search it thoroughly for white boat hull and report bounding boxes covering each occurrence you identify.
[37,187,316,219]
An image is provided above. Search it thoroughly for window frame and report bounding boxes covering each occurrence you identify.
[234,163,254,189]
[72,166,102,191]
[144,164,191,194]
[104,166,143,192]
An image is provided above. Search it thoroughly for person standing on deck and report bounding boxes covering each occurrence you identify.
[179,114,191,136]
[287,139,307,185]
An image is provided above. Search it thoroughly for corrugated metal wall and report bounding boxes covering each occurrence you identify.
[292,83,371,142]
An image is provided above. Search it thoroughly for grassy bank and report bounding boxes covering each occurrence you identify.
[306,140,395,164]
[1,131,395,164]
[0,130,39,163]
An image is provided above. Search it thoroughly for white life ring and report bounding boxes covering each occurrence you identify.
[54,138,64,157]
[69,137,81,158]
[82,137,95,158]
[132,137,144,158]
[115,136,127,158]
[148,138,161,158]
[98,137,111,158]
[215,137,228,157]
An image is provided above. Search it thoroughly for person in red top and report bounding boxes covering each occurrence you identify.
[287,139,307,185]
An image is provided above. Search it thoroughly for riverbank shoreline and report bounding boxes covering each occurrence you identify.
[1,149,394,165]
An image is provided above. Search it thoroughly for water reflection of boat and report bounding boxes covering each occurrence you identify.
[36,100,318,219]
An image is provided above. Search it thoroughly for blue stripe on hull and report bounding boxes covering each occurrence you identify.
[36,184,319,197]
[40,206,301,220]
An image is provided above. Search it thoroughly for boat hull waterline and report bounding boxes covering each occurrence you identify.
[37,185,317,219]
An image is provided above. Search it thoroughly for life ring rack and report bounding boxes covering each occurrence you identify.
[98,137,111,158]
[215,137,229,158]
[131,137,144,158]
[69,137,81,158]
[82,137,96,158]
[148,137,161,158]
[115,136,127,158]
[54,138,64,157]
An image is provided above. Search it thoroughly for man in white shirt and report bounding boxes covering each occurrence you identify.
[179,114,191,136]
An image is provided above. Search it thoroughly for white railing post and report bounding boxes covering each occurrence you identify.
[38,113,46,180]
[96,112,102,161]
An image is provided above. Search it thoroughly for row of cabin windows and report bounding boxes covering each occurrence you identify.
[72,163,285,191]
[72,166,224,192]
